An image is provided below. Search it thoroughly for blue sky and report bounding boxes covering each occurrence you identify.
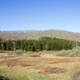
[0,0,80,32]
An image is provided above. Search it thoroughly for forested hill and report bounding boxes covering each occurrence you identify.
[0,30,80,41]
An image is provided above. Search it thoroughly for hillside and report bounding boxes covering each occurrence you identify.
[0,30,80,41]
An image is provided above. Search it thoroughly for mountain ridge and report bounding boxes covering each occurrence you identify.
[0,29,80,41]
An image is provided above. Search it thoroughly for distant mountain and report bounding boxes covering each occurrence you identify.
[0,30,80,41]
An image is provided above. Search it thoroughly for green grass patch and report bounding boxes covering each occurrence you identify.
[0,66,71,80]
[58,50,80,57]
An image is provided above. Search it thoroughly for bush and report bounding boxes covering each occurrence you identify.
[0,76,9,80]
[58,50,80,57]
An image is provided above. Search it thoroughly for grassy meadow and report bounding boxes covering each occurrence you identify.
[0,51,80,80]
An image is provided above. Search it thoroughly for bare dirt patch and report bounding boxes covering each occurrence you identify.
[39,67,66,74]
[0,54,79,68]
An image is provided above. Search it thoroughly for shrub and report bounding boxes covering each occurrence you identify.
[58,50,80,57]
[0,76,9,80]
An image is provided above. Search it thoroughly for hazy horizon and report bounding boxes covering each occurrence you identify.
[0,0,80,32]
[0,28,80,33]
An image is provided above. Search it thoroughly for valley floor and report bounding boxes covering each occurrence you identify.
[0,52,80,80]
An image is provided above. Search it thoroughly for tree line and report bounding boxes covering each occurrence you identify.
[0,37,79,51]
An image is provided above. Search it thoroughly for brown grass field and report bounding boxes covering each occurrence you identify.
[0,51,80,80]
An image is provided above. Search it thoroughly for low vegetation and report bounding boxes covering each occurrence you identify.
[0,54,79,80]
[0,37,80,80]
[58,50,80,57]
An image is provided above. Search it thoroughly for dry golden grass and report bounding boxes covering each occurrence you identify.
[0,52,80,80]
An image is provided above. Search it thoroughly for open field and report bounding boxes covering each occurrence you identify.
[0,52,80,80]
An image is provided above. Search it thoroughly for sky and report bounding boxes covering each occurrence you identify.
[0,0,80,32]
